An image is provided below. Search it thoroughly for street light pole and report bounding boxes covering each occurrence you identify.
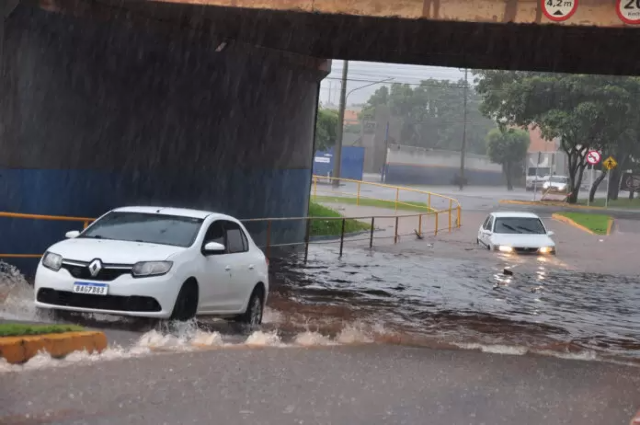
[332,61,349,188]
[459,68,469,191]
[332,64,393,187]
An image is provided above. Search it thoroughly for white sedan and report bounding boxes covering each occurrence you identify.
[477,212,556,255]
[34,206,269,324]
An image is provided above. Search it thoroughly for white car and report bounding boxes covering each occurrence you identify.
[34,206,269,324]
[477,212,556,255]
[542,175,570,192]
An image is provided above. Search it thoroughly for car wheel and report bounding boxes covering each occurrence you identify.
[170,279,199,322]
[236,286,265,326]
[488,243,492,251]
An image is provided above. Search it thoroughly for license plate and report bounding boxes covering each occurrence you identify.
[73,282,109,296]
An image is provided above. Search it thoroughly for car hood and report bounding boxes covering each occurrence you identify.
[47,238,186,264]
[489,234,555,248]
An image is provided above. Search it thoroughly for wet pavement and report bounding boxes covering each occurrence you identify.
[1,200,640,423]
[2,344,640,425]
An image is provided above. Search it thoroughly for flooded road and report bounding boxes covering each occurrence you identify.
[267,245,640,362]
[2,241,640,365]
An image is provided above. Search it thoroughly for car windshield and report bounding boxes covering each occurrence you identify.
[80,212,204,247]
[550,176,569,183]
[494,217,546,235]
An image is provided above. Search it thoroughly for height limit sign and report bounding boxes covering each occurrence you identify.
[542,0,578,21]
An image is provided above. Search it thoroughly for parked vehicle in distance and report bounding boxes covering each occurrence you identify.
[34,206,269,324]
[477,211,556,255]
[543,175,570,193]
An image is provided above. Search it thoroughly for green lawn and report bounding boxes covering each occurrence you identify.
[577,198,640,208]
[308,202,371,237]
[312,195,432,212]
[557,212,611,235]
[0,323,84,337]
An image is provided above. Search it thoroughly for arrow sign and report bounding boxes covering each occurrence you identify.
[542,0,579,22]
[586,150,601,165]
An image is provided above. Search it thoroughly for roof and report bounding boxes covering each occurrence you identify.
[112,206,226,220]
[491,211,541,219]
[527,125,558,153]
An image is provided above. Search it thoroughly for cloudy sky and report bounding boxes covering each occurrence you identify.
[319,61,465,107]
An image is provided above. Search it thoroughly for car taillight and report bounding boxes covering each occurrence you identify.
[265,257,269,266]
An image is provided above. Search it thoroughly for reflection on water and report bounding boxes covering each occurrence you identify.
[269,246,640,360]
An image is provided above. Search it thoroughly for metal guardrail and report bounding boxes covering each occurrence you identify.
[311,174,461,214]
[0,179,462,262]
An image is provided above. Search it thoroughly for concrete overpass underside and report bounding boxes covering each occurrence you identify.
[0,0,639,271]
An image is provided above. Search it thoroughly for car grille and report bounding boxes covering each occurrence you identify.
[514,247,539,254]
[37,288,162,312]
[61,260,132,282]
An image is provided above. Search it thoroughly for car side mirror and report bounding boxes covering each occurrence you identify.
[65,230,80,239]
[203,241,225,255]
[547,231,555,236]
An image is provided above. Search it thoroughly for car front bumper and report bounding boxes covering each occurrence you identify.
[496,246,556,255]
[34,264,181,319]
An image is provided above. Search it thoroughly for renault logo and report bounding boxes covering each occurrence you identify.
[88,259,103,277]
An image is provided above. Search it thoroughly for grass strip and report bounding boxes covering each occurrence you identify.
[308,202,371,237]
[557,212,611,235]
[0,323,84,337]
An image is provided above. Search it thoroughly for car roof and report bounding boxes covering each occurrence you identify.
[491,211,541,219]
[112,206,233,221]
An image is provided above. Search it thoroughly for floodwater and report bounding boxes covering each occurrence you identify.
[2,244,640,370]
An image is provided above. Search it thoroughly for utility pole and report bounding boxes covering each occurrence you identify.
[459,68,469,191]
[332,60,349,187]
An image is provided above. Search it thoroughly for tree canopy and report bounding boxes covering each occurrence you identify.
[474,71,640,202]
[315,108,339,152]
[361,79,496,155]
[486,128,530,190]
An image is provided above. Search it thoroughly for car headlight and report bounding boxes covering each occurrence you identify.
[132,261,173,277]
[538,247,553,254]
[498,246,513,253]
[42,252,63,271]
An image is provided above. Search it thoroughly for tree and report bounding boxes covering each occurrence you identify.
[474,71,640,203]
[486,128,530,190]
[315,108,339,152]
[361,79,496,155]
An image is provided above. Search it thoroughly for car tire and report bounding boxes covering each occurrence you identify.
[236,286,265,326]
[170,279,199,322]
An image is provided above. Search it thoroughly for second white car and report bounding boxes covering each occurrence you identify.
[34,206,269,324]
[477,211,556,255]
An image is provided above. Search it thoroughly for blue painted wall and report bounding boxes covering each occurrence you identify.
[0,7,327,275]
[385,163,504,186]
[312,147,365,181]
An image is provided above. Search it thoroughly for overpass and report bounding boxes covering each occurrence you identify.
[1,0,639,271]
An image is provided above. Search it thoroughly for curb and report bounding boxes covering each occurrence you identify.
[0,331,108,364]
[551,213,613,236]
[499,199,605,210]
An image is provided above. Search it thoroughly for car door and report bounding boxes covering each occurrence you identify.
[222,220,254,311]
[198,220,232,312]
[479,215,494,246]
[478,215,490,245]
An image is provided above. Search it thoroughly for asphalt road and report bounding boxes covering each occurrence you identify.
[2,345,639,425]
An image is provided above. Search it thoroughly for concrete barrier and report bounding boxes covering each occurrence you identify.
[0,331,107,364]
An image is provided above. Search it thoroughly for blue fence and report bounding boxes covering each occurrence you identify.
[313,146,365,181]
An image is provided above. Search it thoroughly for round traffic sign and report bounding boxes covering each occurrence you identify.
[617,0,640,24]
[541,0,579,21]
[586,150,601,165]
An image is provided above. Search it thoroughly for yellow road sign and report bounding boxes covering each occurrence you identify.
[603,156,617,170]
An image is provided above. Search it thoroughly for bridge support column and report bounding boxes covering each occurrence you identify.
[0,3,329,273]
